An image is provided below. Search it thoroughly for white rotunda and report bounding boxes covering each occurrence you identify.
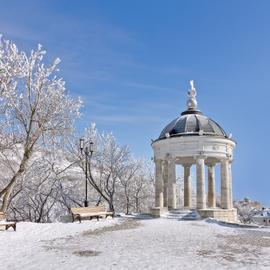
[151,81,237,222]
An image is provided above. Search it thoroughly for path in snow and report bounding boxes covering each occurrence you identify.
[0,217,270,270]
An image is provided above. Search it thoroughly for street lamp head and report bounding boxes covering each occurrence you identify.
[79,138,84,152]
[85,146,89,156]
[89,139,94,154]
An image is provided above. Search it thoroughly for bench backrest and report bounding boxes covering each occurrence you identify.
[71,206,107,215]
[0,212,5,221]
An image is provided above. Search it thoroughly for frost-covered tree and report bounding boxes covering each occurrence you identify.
[135,160,155,212]
[119,159,154,214]
[0,35,81,212]
[8,151,84,222]
[8,157,61,222]
[118,158,141,214]
[83,124,130,214]
[67,124,155,215]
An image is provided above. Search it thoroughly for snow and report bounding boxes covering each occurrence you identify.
[0,217,270,270]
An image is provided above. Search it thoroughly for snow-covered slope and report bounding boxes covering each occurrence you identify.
[0,218,270,270]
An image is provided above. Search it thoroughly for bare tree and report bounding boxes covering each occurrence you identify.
[8,152,81,222]
[8,157,59,222]
[0,36,81,212]
[118,158,141,214]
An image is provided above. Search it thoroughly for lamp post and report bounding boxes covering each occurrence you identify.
[80,138,94,207]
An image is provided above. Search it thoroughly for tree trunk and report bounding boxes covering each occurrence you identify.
[108,200,115,214]
[0,150,30,212]
[126,198,130,215]
[96,196,102,206]
[1,184,15,213]
[135,197,139,213]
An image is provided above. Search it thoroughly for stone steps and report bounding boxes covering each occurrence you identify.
[161,209,201,220]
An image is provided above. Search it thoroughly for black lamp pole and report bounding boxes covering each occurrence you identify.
[80,138,94,207]
[84,146,89,207]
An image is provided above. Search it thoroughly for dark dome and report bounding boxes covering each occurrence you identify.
[159,109,227,140]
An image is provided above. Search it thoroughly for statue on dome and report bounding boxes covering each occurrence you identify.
[187,80,197,110]
[188,80,197,97]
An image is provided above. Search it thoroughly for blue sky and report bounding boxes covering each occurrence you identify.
[1,0,270,205]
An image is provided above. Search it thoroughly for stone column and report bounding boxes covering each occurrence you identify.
[163,160,168,207]
[183,164,192,208]
[228,160,233,209]
[196,156,206,209]
[207,164,216,208]
[221,159,230,209]
[167,158,176,209]
[155,159,164,208]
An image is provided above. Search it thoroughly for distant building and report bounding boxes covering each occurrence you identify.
[237,197,262,209]
[252,209,270,226]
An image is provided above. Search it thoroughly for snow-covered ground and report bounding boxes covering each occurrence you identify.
[1,217,270,270]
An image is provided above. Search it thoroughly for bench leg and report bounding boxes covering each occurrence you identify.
[74,215,81,223]
[5,224,16,231]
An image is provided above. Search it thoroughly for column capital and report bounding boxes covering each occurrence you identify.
[162,159,168,166]
[205,162,217,167]
[220,154,233,163]
[196,156,206,165]
[167,158,176,166]
[220,157,229,162]
[165,153,175,161]
[182,163,193,168]
[154,158,163,165]
[194,152,207,161]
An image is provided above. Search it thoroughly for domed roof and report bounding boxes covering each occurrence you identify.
[158,81,228,140]
[159,110,227,139]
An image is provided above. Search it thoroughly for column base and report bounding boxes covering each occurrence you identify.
[168,206,178,211]
[198,208,237,222]
[150,207,168,218]
[183,205,193,209]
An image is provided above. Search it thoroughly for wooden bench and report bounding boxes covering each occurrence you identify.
[0,212,16,231]
[71,206,114,223]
